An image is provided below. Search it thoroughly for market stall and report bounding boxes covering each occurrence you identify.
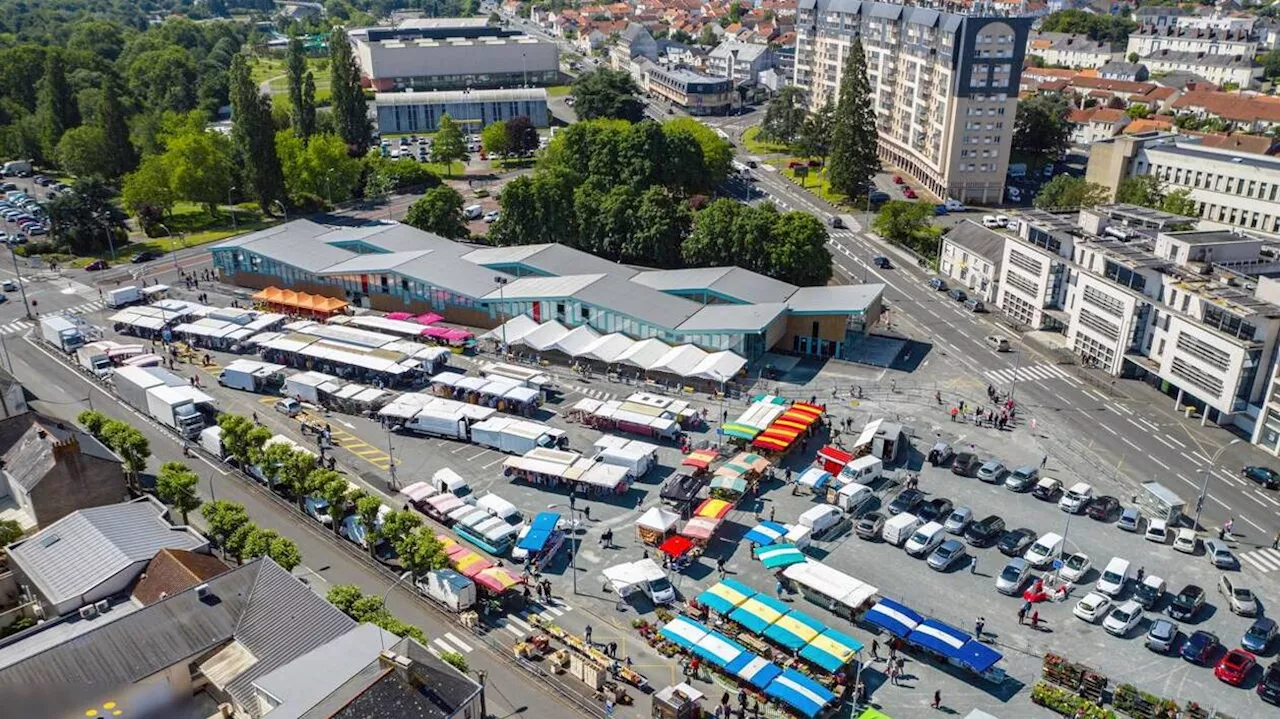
[763,609,824,651]
[504,447,633,496]
[815,446,853,475]
[474,566,526,611]
[782,562,879,620]
[753,543,806,569]
[695,579,755,615]
[863,598,923,638]
[798,629,862,673]
[743,521,791,547]
[725,653,783,690]
[659,616,710,651]
[679,517,721,544]
[660,471,707,519]
[729,595,790,634]
[682,448,719,472]
[423,493,468,521]
[795,468,834,495]
[636,506,681,546]
[762,669,837,719]
[452,550,495,578]
[659,535,697,563]
[691,629,747,669]
[694,498,733,521]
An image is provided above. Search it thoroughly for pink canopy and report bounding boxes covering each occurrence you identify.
[424,327,452,339]
[443,329,473,342]
[414,312,444,325]
[680,517,721,541]
[385,312,414,321]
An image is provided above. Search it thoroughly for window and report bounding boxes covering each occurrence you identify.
[581,306,591,320]
[556,302,565,317]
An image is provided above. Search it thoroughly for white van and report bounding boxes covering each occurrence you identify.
[1024,532,1064,568]
[1096,557,1131,597]
[944,198,966,212]
[476,493,522,526]
[882,512,922,547]
[904,521,946,557]
[430,467,472,498]
[798,504,847,540]
[837,456,883,486]
[464,204,484,220]
[834,482,874,513]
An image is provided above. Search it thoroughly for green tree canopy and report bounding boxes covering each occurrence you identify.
[481,120,510,157]
[431,114,468,175]
[1033,175,1109,210]
[1115,174,1162,207]
[828,39,879,198]
[276,131,363,204]
[759,86,807,145]
[1013,94,1071,160]
[404,185,469,239]
[872,200,940,255]
[328,27,372,155]
[156,461,202,523]
[201,500,250,549]
[571,68,644,123]
[506,115,538,156]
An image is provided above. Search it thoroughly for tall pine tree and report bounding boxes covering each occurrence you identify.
[229,53,286,213]
[37,49,78,162]
[286,38,316,140]
[329,28,372,156]
[98,78,136,180]
[827,39,879,199]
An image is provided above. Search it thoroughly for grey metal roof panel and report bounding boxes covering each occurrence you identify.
[785,284,883,314]
[241,232,356,273]
[905,7,939,27]
[481,274,606,301]
[462,244,551,267]
[394,253,509,298]
[943,220,1007,263]
[319,250,432,275]
[251,624,401,719]
[1147,143,1280,171]
[941,14,963,32]
[572,275,703,329]
[376,88,548,105]
[630,267,798,304]
[518,244,637,279]
[869,2,903,20]
[677,302,787,332]
[7,497,207,607]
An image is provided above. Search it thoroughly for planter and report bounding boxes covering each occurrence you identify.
[1030,682,1116,719]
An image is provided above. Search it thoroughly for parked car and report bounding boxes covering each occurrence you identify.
[964,298,985,312]
[1205,539,1238,569]
[944,507,973,535]
[1260,661,1280,704]
[132,251,160,263]
[976,459,1008,484]
[996,557,1031,595]
[1173,529,1199,554]
[903,188,917,199]
[952,453,982,477]
[1242,465,1280,489]
[1060,552,1092,583]
[928,539,968,571]
[1219,575,1258,616]
[1059,482,1094,513]
[948,288,968,303]
[887,488,925,515]
[1183,630,1220,665]
[85,260,109,271]
[892,175,905,184]
[1215,649,1256,685]
[828,215,844,229]
[1103,600,1144,637]
[855,512,886,540]
[1032,477,1063,501]
[928,277,948,291]
[1146,618,1179,654]
[1004,466,1038,492]
[1168,584,1206,621]
[1243,617,1278,653]
[869,191,891,203]
[1134,575,1167,610]
[274,397,302,417]
[1118,507,1144,533]
[985,334,1011,352]
[1086,496,1121,521]
[1145,518,1170,544]
[965,514,1005,547]
[998,527,1037,557]
[1074,592,1112,624]
[918,497,954,524]
[928,442,955,466]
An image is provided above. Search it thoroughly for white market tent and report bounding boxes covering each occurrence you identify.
[552,325,601,356]
[481,315,540,345]
[513,320,569,352]
[636,506,680,533]
[692,351,747,383]
[578,333,634,363]
[617,338,673,370]
[650,345,709,377]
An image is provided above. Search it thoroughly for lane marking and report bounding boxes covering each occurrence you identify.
[1181,452,1203,465]
[1209,495,1230,509]
[1149,455,1170,471]
[1242,515,1265,532]
[1101,424,1118,436]
[1174,473,1196,487]
[1192,450,1211,464]
[1083,389,1106,403]
[1164,435,1186,448]
[1122,437,1142,451]
[1112,404,1134,416]
[1246,493,1267,507]
[1153,435,1176,450]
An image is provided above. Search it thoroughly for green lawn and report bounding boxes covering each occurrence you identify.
[251,56,333,108]
[742,126,793,156]
[779,160,850,207]
[126,202,279,256]
[545,85,572,97]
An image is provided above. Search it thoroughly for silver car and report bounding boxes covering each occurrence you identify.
[928,539,968,571]
[1004,466,1039,492]
[996,557,1031,595]
[1145,618,1178,654]
[976,459,1008,483]
[944,507,973,535]
[1204,539,1237,569]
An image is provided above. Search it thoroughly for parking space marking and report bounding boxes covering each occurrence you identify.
[1180,452,1202,465]
[1192,450,1211,464]
[467,450,489,462]
[1122,437,1141,451]
[1148,455,1170,471]
[1246,493,1266,507]
[1219,470,1245,487]
[1152,435,1176,450]
[1083,389,1106,403]
[451,444,472,454]
[1163,434,1186,448]
[1111,404,1134,416]
[1258,492,1280,507]
[482,456,506,470]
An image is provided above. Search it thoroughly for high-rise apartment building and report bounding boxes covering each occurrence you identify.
[793,0,1032,203]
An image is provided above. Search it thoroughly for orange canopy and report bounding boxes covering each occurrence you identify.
[253,286,348,314]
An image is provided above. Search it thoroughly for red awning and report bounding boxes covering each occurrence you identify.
[817,445,852,467]
[660,535,695,557]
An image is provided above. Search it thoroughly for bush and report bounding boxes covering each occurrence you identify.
[16,240,60,257]
[1030,683,1115,719]
[439,650,469,673]
[0,616,36,638]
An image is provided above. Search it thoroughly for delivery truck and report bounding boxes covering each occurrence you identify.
[40,316,84,352]
[75,342,115,378]
[416,569,476,612]
[106,285,143,309]
[113,365,165,413]
[469,416,567,454]
[217,359,287,393]
[146,385,206,438]
[199,426,226,460]
[400,408,469,440]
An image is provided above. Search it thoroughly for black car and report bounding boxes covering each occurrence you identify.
[998,528,1038,556]
[1086,496,1121,521]
[951,452,982,477]
[965,515,1006,547]
[1181,630,1219,665]
[828,216,844,229]
[887,488,925,516]
[855,512,886,540]
[872,256,892,269]
[1260,661,1280,705]
[918,498,954,524]
[1243,465,1280,490]
[132,250,160,263]
[1168,584,1206,621]
[869,190,891,203]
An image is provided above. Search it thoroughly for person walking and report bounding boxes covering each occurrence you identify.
[970,555,978,574]
[932,690,941,709]
[1041,455,1048,469]
[717,557,727,578]
[584,625,593,645]
[975,617,985,638]
[1273,530,1280,550]
[1017,605,1027,625]
[870,639,880,661]
[775,580,785,600]
[1031,610,1040,629]
[887,663,898,686]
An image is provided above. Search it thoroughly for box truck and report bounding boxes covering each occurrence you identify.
[199,426,226,460]
[470,416,566,454]
[40,316,84,352]
[400,408,469,440]
[113,365,165,412]
[75,342,115,378]
[146,385,205,439]
[106,286,143,309]
[416,569,476,612]
[217,359,287,393]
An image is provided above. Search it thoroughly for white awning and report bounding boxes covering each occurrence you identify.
[481,314,541,344]
[650,345,708,377]
[578,333,635,363]
[691,351,747,383]
[617,338,672,370]
[513,320,570,351]
[553,324,601,356]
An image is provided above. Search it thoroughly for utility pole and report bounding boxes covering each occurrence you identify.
[1193,438,1241,531]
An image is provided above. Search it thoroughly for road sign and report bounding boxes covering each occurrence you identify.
[716,428,724,436]
[1051,559,1064,570]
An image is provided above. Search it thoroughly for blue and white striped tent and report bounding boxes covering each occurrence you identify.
[726,653,783,689]
[696,578,756,615]
[692,629,747,668]
[743,521,790,546]
[864,598,923,638]
[764,669,837,718]
[659,616,709,650]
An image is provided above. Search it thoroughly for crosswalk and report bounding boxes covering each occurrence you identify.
[429,631,476,656]
[983,362,1077,387]
[1239,547,1280,573]
[63,299,106,316]
[0,298,106,335]
[0,319,31,335]
[496,600,574,638]
[563,383,616,402]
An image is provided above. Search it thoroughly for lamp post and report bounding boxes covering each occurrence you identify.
[98,213,117,261]
[546,502,582,595]
[494,275,509,355]
[386,424,398,489]
[1193,438,1241,531]
[228,185,237,231]
[6,242,31,319]
[271,200,288,224]
[381,570,414,651]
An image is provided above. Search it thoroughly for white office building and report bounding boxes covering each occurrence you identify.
[938,220,1004,304]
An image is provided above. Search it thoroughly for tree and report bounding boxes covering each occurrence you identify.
[1126,103,1150,120]
[156,461,202,523]
[431,114,468,175]
[663,117,732,191]
[872,200,936,249]
[127,46,199,114]
[98,78,137,179]
[767,211,833,286]
[439,651,469,673]
[828,39,879,199]
[506,115,539,156]
[326,584,364,615]
[216,414,256,466]
[623,186,690,267]
[164,125,235,215]
[287,37,316,140]
[1033,175,1109,210]
[230,53,287,213]
[796,100,834,161]
[398,528,448,577]
[1013,94,1071,160]
[1115,174,1163,207]
[379,509,423,556]
[276,131,363,204]
[329,27,373,155]
[201,500,250,550]
[1039,10,1135,42]
[1127,51,1140,64]
[225,522,258,563]
[355,495,384,558]
[99,419,149,493]
[37,50,77,159]
[277,447,318,511]
[1263,49,1280,80]
[299,72,318,139]
[121,155,177,227]
[319,477,355,536]
[760,86,806,145]
[266,535,302,571]
[0,518,23,546]
[46,177,128,254]
[404,185,469,239]
[481,120,510,157]
[697,24,717,46]
[76,409,110,438]
[242,527,279,561]
[55,126,112,179]
[1161,187,1198,217]
[571,68,644,123]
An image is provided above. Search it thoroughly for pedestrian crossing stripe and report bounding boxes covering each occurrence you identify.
[0,320,32,335]
[983,363,1075,386]
[64,300,105,315]
[564,383,616,402]
[432,632,474,654]
[1240,547,1280,573]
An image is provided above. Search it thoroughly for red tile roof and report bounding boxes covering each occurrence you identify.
[1172,91,1280,124]
[131,549,230,606]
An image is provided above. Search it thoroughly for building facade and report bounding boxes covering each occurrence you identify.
[1140,49,1260,89]
[995,210,1075,331]
[1126,25,1257,59]
[1027,31,1124,69]
[350,21,559,92]
[792,0,1033,204]
[938,220,1004,303]
[640,61,734,115]
[707,41,775,85]
[1087,132,1280,236]
[374,88,549,134]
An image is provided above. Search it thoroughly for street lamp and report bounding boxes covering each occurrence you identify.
[381,570,414,651]
[97,212,117,261]
[271,200,288,224]
[228,185,237,231]
[5,241,32,319]
[386,424,398,489]
[1193,438,1242,531]
[546,502,582,595]
[494,276,510,355]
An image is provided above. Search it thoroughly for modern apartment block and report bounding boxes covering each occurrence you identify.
[998,205,1280,443]
[1087,132,1280,237]
[793,0,1033,204]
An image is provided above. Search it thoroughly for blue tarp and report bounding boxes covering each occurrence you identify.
[517,511,561,552]
[692,629,747,668]
[729,594,790,633]
[764,669,836,719]
[798,628,863,672]
[696,578,756,615]
[659,616,710,650]
[907,618,969,661]
[726,653,783,689]
[864,598,923,638]
[956,639,1002,673]
[743,521,789,546]
[763,609,824,651]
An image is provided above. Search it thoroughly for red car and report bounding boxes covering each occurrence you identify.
[903,188,918,199]
[85,260,110,271]
[893,175,905,184]
[1215,649,1256,686]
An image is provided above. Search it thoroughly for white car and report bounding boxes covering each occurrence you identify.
[483,211,500,223]
[1023,532,1064,568]
[1059,482,1094,513]
[1074,592,1112,624]
[995,214,1011,227]
[1144,518,1169,544]
[1173,528,1199,554]
[982,214,1000,228]
[1102,600,1144,637]
[1060,552,1092,583]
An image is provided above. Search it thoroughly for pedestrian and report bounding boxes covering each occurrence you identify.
[870,640,880,660]
[737,688,747,712]
[690,657,701,679]
[583,506,591,520]
[1273,531,1280,550]
[975,617,985,638]
[769,507,775,522]
[970,555,978,574]
[1136,566,1145,583]
[1041,454,1048,468]
[605,699,614,718]
[608,641,618,658]
[887,663,898,686]
[713,704,723,719]
[717,557,726,578]
[584,624,593,644]
[775,580,785,600]
[932,690,941,709]
[1031,610,1040,629]
[888,642,897,663]
[1017,606,1027,624]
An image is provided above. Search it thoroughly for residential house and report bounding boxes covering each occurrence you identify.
[0,411,125,531]
[1068,107,1130,146]
[939,221,1005,304]
[6,496,208,617]
[1097,61,1148,82]
[1028,31,1124,69]
[1141,49,1261,89]
[577,29,609,52]
[130,548,229,606]
[707,41,774,85]
[0,368,27,421]
[1126,25,1257,59]
[1171,90,1280,133]
[611,23,660,71]
[1132,5,1187,27]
